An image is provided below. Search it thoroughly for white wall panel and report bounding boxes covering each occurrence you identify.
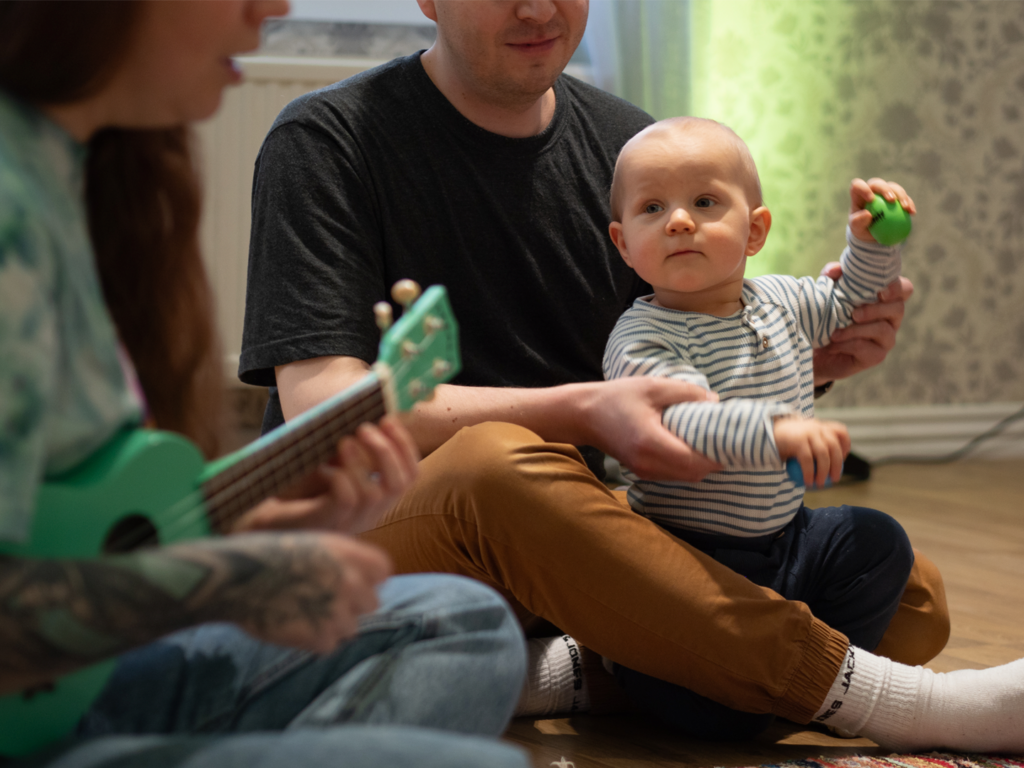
[194,56,381,378]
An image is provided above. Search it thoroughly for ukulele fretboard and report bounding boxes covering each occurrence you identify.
[201,376,387,529]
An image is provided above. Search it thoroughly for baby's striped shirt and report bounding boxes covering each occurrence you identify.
[602,232,901,537]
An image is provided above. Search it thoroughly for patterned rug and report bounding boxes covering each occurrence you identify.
[735,755,1024,768]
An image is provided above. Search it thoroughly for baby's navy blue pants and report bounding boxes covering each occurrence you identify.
[613,504,915,741]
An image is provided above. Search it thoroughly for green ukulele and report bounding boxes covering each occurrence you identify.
[0,282,459,756]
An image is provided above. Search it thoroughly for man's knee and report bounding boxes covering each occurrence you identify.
[908,551,952,661]
[441,422,543,478]
[875,549,951,665]
[425,422,591,501]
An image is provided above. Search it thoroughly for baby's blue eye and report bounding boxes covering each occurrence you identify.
[644,203,663,214]
[695,197,715,208]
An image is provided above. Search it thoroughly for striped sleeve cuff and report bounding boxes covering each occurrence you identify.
[837,227,902,305]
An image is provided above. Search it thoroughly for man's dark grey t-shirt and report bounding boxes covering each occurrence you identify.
[240,52,653,471]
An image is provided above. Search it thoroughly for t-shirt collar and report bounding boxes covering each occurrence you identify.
[405,50,569,154]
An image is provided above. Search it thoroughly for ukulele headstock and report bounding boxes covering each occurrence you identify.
[374,281,461,413]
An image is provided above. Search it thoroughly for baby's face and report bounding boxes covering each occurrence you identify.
[611,126,763,310]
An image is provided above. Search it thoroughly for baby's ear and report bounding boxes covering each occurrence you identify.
[609,221,633,266]
[745,206,772,256]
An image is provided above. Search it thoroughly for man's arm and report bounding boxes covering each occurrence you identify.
[276,356,721,482]
[0,532,388,695]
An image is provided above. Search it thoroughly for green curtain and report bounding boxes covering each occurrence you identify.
[612,0,692,121]
[599,0,1024,407]
[611,0,924,279]
[691,0,868,279]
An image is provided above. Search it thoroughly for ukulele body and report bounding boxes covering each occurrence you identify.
[0,283,460,756]
[0,429,210,756]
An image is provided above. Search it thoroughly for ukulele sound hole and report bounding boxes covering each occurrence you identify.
[103,514,159,553]
[21,681,56,701]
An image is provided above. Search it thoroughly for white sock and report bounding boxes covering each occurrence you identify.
[515,635,590,717]
[814,646,1024,752]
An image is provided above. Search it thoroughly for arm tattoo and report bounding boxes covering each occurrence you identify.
[0,535,341,689]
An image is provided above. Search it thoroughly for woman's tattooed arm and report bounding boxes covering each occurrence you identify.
[0,533,351,695]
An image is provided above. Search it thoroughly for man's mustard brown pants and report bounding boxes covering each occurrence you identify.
[362,422,950,724]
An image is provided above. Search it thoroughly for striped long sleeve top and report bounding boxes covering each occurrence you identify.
[602,231,901,537]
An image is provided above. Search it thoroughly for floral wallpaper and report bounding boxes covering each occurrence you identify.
[680,0,1024,408]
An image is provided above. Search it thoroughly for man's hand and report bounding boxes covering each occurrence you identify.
[773,416,850,489]
[813,266,914,386]
[232,416,420,535]
[581,377,723,482]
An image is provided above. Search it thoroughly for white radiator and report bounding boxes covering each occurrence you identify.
[195,55,383,379]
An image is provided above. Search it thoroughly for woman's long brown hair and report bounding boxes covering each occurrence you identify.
[0,1,224,458]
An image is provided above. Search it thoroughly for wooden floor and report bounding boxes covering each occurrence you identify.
[503,459,1024,768]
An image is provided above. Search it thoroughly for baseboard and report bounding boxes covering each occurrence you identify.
[815,402,1024,462]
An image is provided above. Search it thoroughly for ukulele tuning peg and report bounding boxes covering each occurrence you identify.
[391,279,421,310]
[423,315,445,335]
[407,379,436,402]
[374,302,393,332]
[432,358,451,379]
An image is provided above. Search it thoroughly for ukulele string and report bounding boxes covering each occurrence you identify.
[104,342,429,551]
[208,386,383,505]
[161,388,385,545]
[203,396,387,533]
[202,353,421,532]
[110,388,386,550]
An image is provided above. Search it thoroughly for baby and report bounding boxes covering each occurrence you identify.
[602,116,919,736]
[604,116,916,534]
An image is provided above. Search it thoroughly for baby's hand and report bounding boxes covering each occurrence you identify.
[774,416,851,488]
[849,178,916,242]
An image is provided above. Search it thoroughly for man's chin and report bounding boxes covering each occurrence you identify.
[501,65,567,99]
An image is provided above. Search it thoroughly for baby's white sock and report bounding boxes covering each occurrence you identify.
[515,635,590,717]
[814,646,1024,752]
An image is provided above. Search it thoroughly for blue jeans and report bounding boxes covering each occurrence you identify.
[25,574,528,768]
[614,505,915,741]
